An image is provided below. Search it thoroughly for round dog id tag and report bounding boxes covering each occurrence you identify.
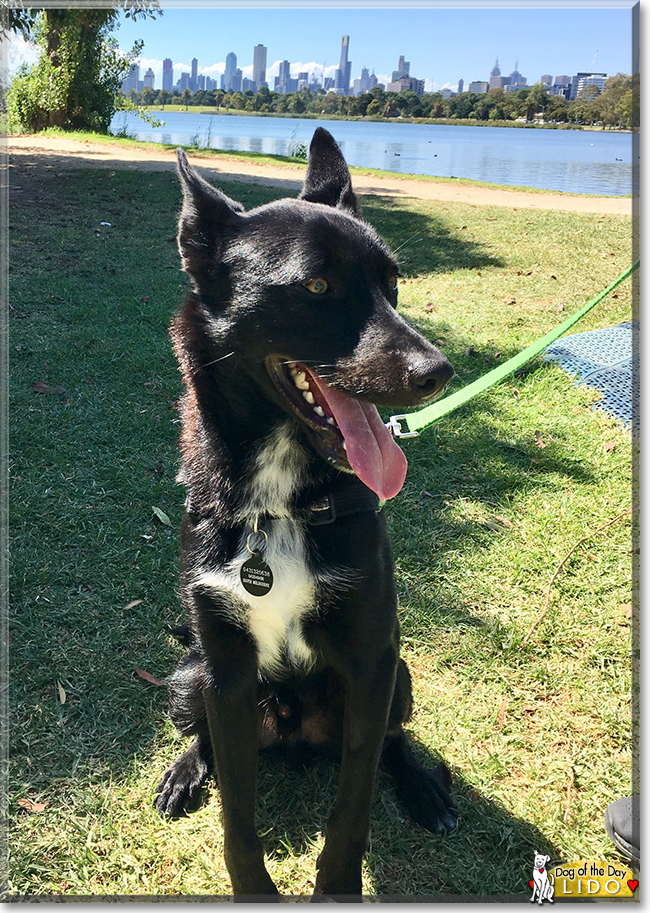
[240,554,274,597]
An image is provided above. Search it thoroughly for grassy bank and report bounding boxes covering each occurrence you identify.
[8,162,634,897]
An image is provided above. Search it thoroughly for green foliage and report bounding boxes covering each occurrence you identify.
[133,73,635,130]
[6,4,160,133]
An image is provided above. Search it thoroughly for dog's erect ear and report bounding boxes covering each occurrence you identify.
[298,128,360,217]
[176,148,244,280]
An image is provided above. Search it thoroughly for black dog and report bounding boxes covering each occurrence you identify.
[155,129,457,899]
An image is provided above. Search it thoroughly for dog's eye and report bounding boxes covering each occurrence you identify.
[303,278,329,295]
[389,274,399,293]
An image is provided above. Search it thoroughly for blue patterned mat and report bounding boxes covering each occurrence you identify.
[545,322,638,430]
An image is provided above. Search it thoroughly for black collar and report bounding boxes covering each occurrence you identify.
[304,488,382,525]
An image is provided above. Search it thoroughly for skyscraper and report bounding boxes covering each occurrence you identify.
[392,55,410,82]
[190,57,198,92]
[224,52,237,92]
[335,35,351,95]
[162,58,173,93]
[253,44,267,89]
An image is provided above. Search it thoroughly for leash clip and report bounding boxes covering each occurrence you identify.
[386,415,419,439]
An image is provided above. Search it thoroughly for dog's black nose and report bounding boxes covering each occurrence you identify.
[409,357,454,399]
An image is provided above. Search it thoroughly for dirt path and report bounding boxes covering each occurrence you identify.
[8,134,631,216]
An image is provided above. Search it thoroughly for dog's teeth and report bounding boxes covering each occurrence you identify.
[314,406,325,417]
[327,417,335,426]
[295,371,310,390]
[342,440,347,451]
[302,390,315,404]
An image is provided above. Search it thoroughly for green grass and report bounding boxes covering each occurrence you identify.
[7,162,634,897]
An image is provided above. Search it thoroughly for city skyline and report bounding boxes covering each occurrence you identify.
[7,5,635,93]
[110,5,634,95]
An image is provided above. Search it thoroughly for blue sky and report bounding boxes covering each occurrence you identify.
[8,3,636,92]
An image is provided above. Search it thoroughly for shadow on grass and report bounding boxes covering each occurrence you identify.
[235,739,559,897]
[362,197,505,276]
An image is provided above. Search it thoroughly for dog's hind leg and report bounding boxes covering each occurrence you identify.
[155,735,213,817]
[382,660,457,834]
[155,649,215,817]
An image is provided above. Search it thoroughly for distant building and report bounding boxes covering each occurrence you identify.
[223,52,237,92]
[121,63,139,94]
[440,87,454,98]
[190,58,198,92]
[392,55,410,82]
[205,76,217,92]
[541,74,553,87]
[457,78,464,94]
[468,81,489,94]
[162,58,173,93]
[275,59,292,93]
[231,68,242,93]
[571,71,607,99]
[323,77,335,91]
[489,58,502,89]
[335,35,352,94]
[352,67,378,96]
[143,67,155,89]
[176,72,190,92]
[253,44,267,89]
[505,62,527,92]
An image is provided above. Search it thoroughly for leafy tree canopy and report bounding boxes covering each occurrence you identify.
[5,1,161,133]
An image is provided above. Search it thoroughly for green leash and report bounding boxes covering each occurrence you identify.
[387,259,639,438]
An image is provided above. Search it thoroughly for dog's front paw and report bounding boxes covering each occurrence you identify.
[155,740,211,817]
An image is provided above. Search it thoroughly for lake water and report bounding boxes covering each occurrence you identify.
[110,111,634,197]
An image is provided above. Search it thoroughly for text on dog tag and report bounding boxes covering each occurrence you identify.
[240,555,274,597]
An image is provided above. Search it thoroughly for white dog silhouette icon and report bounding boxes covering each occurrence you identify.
[530,851,554,904]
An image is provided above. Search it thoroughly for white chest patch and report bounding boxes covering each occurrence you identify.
[193,421,316,676]
[194,520,316,675]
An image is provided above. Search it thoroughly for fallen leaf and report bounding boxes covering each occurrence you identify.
[531,457,540,464]
[435,339,446,347]
[535,430,547,449]
[123,599,143,611]
[604,441,617,452]
[465,346,476,356]
[134,667,166,687]
[423,301,436,312]
[494,351,502,359]
[550,275,557,280]
[512,388,520,399]
[17,797,48,813]
[497,697,508,729]
[32,381,65,395]
[557,304,565,313]
[495,515,513,528]
[152,506,172,527]
[56,681,66,704]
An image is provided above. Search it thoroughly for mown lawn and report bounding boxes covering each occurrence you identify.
[7,152,634,898]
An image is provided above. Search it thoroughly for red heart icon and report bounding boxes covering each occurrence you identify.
[627,880,638,892]
[539,868,544,872]
[529,880,534,889]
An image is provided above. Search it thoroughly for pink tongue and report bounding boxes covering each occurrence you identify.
[308,374,408,501]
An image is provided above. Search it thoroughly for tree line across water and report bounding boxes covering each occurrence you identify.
[132,77,637,130]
